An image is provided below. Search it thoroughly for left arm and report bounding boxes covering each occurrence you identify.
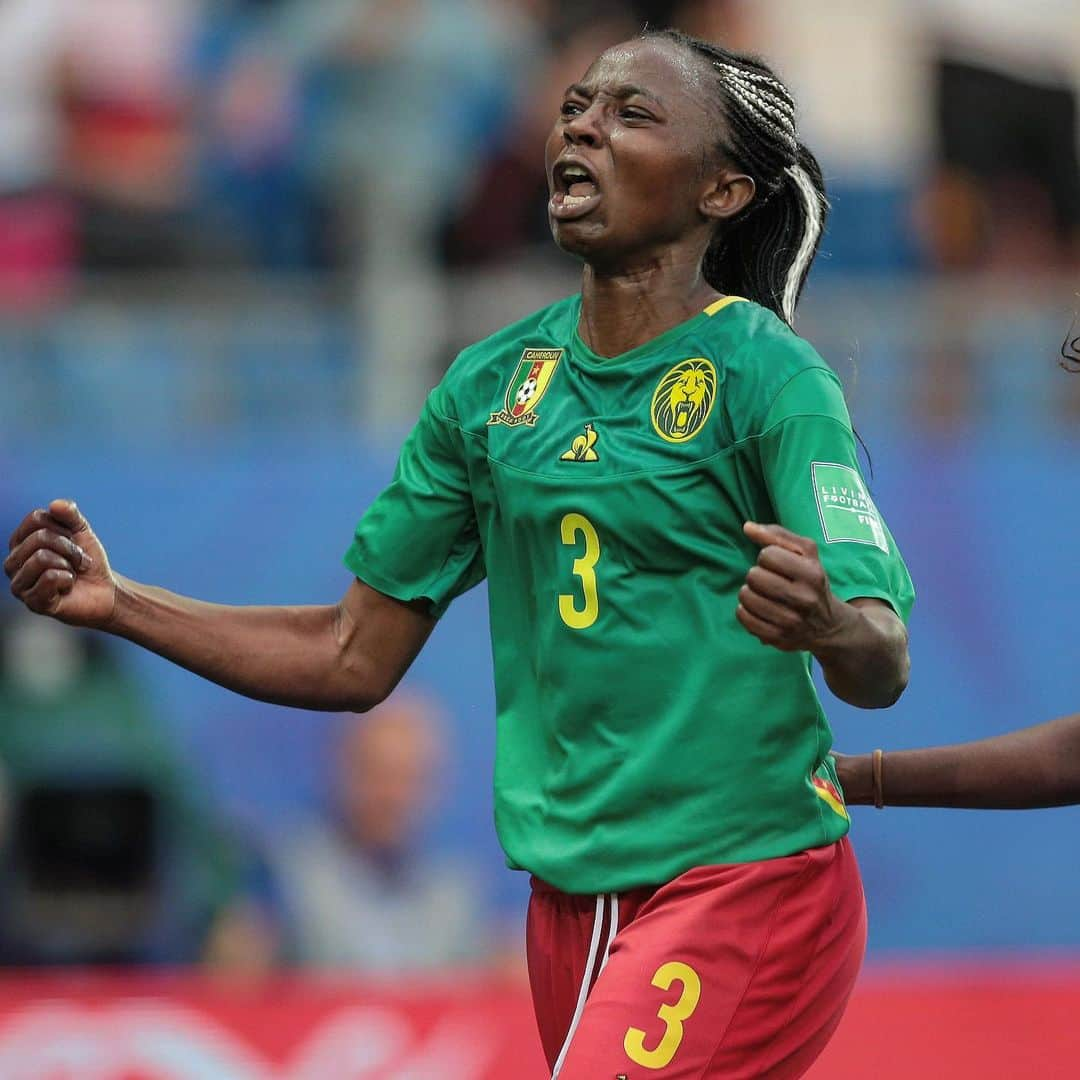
[742,361,914,708]
[737,522,909,709]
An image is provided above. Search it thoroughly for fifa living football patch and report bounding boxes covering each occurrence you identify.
[811,462,889,553]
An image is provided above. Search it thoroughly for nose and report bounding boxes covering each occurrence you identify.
[564,103,604,149]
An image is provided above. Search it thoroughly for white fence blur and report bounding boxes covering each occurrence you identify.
[2,267,1078,445]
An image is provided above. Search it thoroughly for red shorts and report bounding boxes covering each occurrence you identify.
[526,838,866,1079]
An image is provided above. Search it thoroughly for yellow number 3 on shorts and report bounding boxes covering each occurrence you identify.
[623,961,703,1069]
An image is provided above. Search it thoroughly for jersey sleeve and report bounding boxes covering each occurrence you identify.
[756,366,915,622]
[343,386,485,617]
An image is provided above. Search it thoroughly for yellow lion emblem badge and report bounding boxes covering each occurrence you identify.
[650,358,718,443]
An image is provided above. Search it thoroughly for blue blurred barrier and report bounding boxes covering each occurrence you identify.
[2,427,1079,950]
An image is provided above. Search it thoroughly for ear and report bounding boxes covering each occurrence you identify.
[701,168,755,223]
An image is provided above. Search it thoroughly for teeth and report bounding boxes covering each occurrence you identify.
[564,194,590,206]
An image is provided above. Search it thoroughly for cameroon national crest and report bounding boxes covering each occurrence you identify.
[488,348,563,428]
[651,358,717,443]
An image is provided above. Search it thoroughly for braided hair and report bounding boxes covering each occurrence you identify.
[648,29,828,327]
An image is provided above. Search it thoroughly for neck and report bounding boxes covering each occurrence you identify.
[577,249,721,358]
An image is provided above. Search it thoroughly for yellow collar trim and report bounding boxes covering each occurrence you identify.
[703,295,749,317]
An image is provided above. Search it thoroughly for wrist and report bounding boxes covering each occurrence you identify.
[834,752,875,805]
[808,596,862,663]
[100,574,135,634]
[812,599,910,709]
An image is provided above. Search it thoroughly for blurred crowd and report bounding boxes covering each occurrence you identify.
[0,0,748,307]
[0,0,1075,307]
[0,0,1076,430]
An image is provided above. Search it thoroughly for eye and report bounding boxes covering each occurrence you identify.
[620,107,653,122]
[560,100,584,118]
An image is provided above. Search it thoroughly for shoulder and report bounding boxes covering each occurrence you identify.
[433,295,579,428]
[717,300,831,385]
[708,301,842,439]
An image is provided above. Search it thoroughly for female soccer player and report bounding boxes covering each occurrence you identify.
[6,30,914,1079]
[834,714,1080,810]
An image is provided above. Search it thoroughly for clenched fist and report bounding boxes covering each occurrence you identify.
[736,521,851,654]
[5,500,117,627]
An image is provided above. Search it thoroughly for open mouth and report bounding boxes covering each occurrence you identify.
[550,159,602,221]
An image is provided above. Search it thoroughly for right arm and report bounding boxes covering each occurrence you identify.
[5,500,434,712]
[834,714,1080,810]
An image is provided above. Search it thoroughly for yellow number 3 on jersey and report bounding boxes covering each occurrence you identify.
[558,513,601,630]
[624,961,703,1070]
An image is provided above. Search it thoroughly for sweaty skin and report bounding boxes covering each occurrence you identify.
[5,37,907,715]
[835,714,1080,809]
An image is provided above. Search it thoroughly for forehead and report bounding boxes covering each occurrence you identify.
[579,37,715,112]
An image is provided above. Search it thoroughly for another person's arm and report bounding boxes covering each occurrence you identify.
[834,715,1080,809]
[5,500,434,712]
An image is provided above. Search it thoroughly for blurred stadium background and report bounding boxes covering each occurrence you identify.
[0,0,1078,1076]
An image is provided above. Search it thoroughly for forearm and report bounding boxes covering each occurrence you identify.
[812,598,910,709]
[106,577,381,712]
[842,715,1080,809]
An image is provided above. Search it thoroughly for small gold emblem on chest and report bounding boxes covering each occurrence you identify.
[559,422,599,462]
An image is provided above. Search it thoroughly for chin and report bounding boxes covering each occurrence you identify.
[549,216,610,260]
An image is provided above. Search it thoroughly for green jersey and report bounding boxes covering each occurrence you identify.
[345,295,914,894]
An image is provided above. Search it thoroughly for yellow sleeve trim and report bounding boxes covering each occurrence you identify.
[703,295,749,317]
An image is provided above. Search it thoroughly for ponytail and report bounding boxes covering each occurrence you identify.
[702,143,829,327]
[648,29,829,327]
